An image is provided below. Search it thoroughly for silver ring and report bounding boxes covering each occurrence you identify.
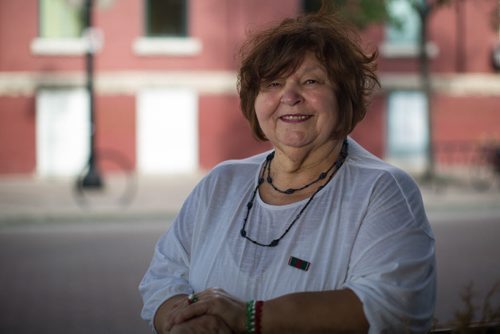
[187,293,198,305]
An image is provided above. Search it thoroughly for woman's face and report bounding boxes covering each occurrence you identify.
[254,53,339,154]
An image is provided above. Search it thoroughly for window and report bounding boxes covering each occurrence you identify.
[302,0,323,14]
[31,0,88,55]
[133,0,202,56]
[380,0,437,58]
[385,0,420,46]
[39,0,84,38]
[146,0,187,37]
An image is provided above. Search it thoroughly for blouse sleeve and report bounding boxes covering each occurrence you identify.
[343,170,436,333]
[138,185,202,328]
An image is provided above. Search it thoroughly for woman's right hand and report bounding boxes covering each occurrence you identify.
[164,288,246,333]
[154,295,187,333]
[169,315,232,334]
[154,294,231,334]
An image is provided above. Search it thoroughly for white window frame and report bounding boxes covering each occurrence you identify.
[379,41,439,58]
[31,37,87,56]
[133,37,202,56]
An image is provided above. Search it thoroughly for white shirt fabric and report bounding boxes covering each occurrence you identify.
[139,138,436,333]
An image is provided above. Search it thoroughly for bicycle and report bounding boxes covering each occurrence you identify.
[74,148,137,208]
[469,141,500,192]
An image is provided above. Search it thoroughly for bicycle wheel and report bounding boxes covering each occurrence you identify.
[469,147,494,192]
[74,148,137,208]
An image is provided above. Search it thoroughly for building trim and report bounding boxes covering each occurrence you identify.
[2,71,500,97]
[0,71,237,96]
[380,73,500,96]
[379,41,439,58]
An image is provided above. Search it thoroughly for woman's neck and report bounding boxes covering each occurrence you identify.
[272,138,344,178]
[258,138,345,205]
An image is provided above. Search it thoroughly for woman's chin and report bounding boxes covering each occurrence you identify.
[272,133,312,148]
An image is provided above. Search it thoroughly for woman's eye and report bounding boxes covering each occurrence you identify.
[264,81,281,88]
[304,79,319,85]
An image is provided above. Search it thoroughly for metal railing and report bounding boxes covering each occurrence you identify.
[432,140,500,191]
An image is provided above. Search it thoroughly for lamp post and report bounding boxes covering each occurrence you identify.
[415,0,435,181]
[493,43,500,71]
[493,0,500,71]
[80,0,103,188]
[455,0,465,72]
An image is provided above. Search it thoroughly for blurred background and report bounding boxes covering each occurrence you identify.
[0,0,499,333]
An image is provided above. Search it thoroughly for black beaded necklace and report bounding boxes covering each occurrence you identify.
[240,140,348,247]
[266,151,338,195]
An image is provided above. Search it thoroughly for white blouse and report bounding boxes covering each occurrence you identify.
[139,138,436,333]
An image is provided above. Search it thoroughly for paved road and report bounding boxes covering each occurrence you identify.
[0,221,166,334]
[432,217,500,326]
[0,217,499,333]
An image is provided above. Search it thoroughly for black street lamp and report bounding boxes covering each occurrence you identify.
[493,0,500,71]
[493,43,500,71]
[414,0,435,181]
[80,0,103,188]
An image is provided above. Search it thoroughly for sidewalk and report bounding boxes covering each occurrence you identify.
[0,173,499,225]
[0,174,202,225]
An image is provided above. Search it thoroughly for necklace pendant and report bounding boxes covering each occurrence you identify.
[269,239,279,247]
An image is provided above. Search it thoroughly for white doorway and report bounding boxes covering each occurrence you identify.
[136,88,198,174]
[36,88,90,177]
[387,91,429,173]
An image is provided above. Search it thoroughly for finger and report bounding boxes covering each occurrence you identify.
[167,302,210,329]
[171,315,233,334]
[193,287,227,301]
[173,295,191,309]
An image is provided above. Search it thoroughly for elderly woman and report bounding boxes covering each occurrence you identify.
[139,11,436,334]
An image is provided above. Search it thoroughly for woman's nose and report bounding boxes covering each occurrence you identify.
[280,86,303,106]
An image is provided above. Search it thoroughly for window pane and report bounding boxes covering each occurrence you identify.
[40,0,84,38]
[387,91,429,162]
[302,0,323,13]
[385,0,420,45]
[146,0,187,37]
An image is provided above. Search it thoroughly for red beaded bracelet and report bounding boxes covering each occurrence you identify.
[255,300,263,334]
[246,300,264,334]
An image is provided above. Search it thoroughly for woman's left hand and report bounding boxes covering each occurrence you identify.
[169,315,232,334]
[165,288,247,333]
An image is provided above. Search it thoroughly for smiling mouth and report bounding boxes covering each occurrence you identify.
[280,114,312,123]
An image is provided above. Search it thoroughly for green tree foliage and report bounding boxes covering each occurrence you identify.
[330,0,392,29]
[304,0,391,28]
[304,0,456,30]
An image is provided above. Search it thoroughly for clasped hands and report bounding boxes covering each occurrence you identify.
[156,288,247,334]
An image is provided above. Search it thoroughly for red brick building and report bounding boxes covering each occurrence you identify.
[0,0,499,177]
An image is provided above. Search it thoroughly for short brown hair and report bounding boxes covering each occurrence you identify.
[237,12,380,141]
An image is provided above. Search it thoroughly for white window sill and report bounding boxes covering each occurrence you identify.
[30,37,102,56]
[379,42,439,58]
[133,37,202,56]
